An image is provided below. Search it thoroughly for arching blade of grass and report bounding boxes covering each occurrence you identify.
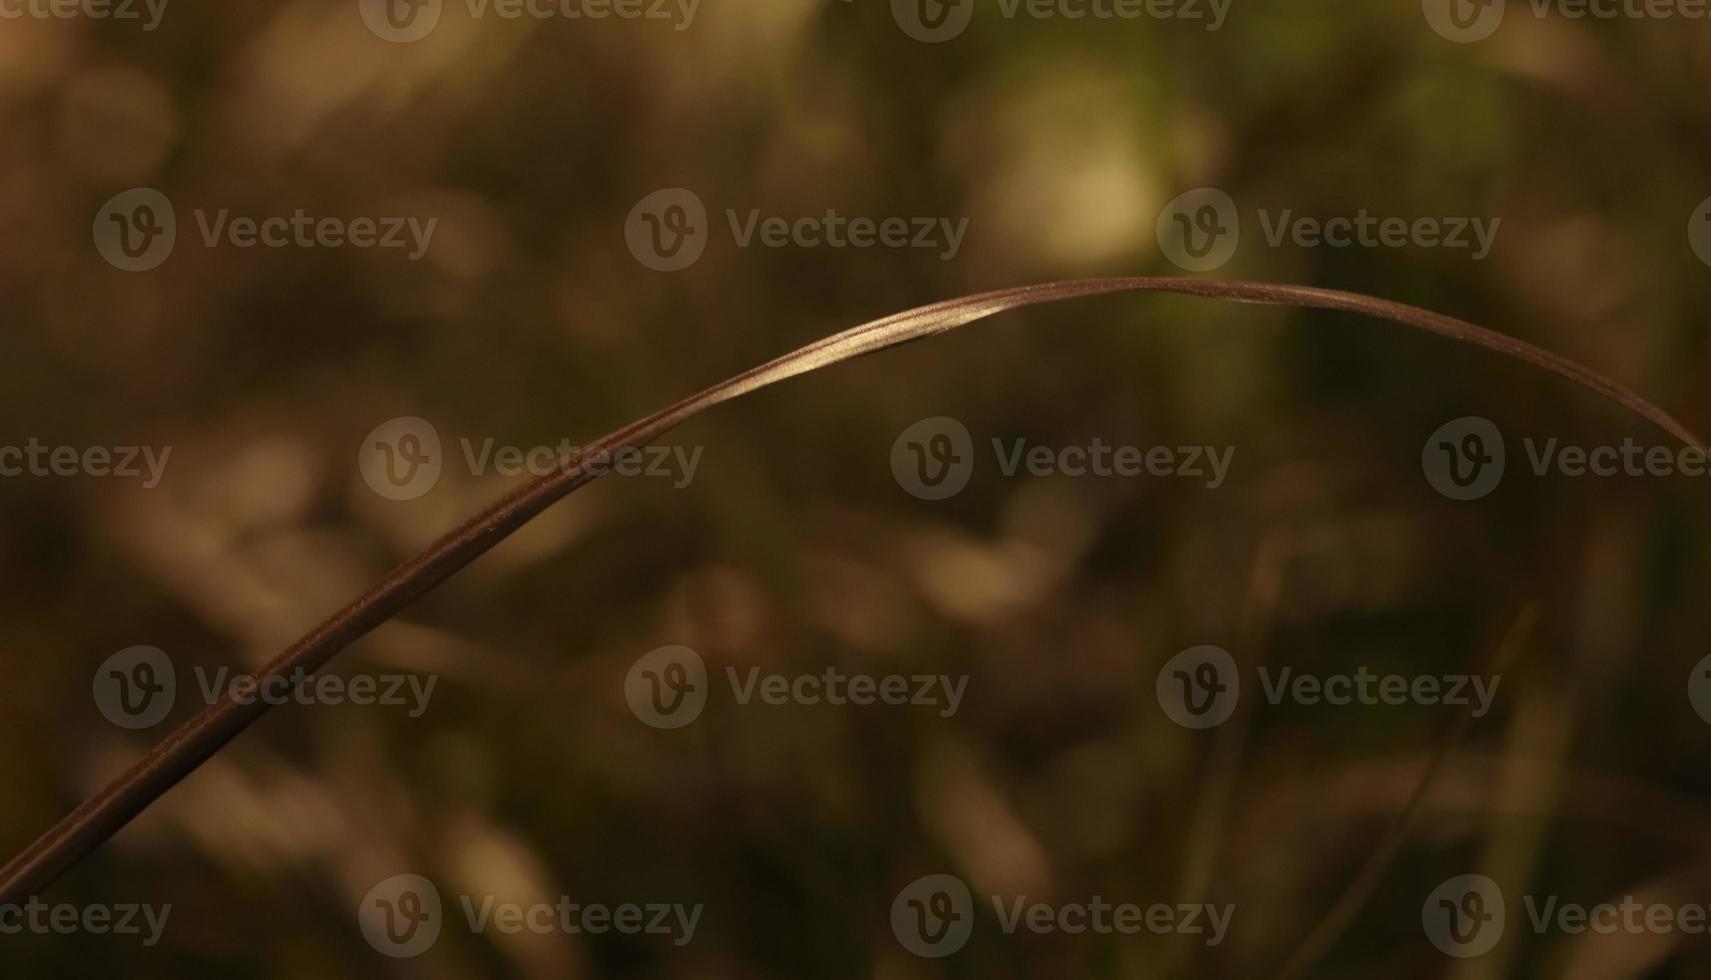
[0,277,1700,905]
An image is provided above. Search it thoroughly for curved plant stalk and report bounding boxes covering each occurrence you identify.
[1273,604,1540,980]
[0,277,1701,906]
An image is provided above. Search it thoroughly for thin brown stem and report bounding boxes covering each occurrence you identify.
[1273,605,1541,980]
[0,278,1698,905]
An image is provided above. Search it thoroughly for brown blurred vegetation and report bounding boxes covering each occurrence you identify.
[4,0,1711,977]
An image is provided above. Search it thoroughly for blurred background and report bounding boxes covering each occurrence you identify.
[3,0,1711,976]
